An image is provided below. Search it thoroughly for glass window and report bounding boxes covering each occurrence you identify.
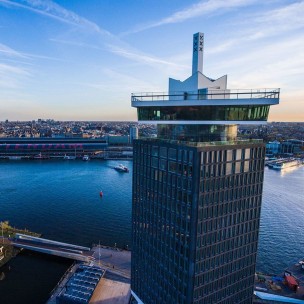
[152,157,158,168]
[226,163,232,175]
[226,150,233,161]
[152,146,158,156]
[244,161,250,172]
[183,150,188,163]
[189,151,193,163]
[169,161,177,173]
[236,149,242,160]
[169,148,177,160]
[160,159,167,170]
[160,147,167,158]
[235,162,241,174]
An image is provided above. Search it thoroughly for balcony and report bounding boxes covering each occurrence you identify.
[131,89,280,107]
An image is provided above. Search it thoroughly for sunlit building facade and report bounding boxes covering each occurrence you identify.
[131,33,280,304]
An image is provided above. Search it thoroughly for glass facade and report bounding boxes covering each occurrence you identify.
[137,105,270,122]
[132,139,265,304]
[157,124,237,142]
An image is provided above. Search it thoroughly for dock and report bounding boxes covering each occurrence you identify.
[254,259,304,303]
[47,245,131,304]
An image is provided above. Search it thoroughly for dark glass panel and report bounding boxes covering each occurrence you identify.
[138,105,270,121]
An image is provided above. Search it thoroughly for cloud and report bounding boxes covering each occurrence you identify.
[85,68,161,93]
[121,0,257,35]
[2,0,179,72]
[0,62,32,89]
[0,43,28,58]
[206,1,304,56]
[49,38,105,51]
[218,34,304,88]
[0,42,63,62]
[248,1,304,40]
[106,44,185,69]
[0,62,31,76]
[0,0,111,35]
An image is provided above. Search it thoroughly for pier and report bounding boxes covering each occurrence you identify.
[10,234,94,262]
[47,245,131,304]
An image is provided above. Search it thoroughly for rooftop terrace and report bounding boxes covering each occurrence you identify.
[132,89,280,104]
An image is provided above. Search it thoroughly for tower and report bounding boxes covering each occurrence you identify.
[131,33,280,304]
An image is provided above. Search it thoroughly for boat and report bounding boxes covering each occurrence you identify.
[114,164,129,173]
[63,147,77,160]
[271,159,299,170]
[63,154,76,160]
[8,156,22,160]
[82,155,90,161]
[34,153,49,160]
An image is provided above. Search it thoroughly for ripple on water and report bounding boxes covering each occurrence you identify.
[0,162,303,278]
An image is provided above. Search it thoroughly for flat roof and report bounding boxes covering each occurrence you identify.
[89,272,130,304]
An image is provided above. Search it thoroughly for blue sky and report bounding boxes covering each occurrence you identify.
[0,0,303,121]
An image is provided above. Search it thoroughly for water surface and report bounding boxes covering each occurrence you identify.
[0,160,303,302]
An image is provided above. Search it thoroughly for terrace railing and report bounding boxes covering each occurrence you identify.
[131,89,280,102]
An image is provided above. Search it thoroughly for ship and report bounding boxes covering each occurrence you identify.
[271,159,299,170]
[82,155,90,161]
[63,154,76,160]
[113,164,129,173]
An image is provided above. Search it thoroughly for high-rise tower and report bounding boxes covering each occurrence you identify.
[131,33,280,304]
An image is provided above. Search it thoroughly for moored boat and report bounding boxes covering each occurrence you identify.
[82,155,90,161]
[63,154,76,160]
[271,159,299,170]
[8,156,22,160]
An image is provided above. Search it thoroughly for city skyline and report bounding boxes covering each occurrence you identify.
[0,0,303,121]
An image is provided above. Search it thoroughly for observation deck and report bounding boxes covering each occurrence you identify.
[132,89,279,106]
[131,89,279,125]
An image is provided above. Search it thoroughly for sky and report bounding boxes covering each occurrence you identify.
[0,0,303,122]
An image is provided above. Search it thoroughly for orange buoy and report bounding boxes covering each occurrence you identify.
[99,191,103,197]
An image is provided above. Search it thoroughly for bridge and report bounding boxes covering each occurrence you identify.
[10,234,95,262]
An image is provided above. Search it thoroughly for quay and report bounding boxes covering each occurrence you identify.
[0,138,133,160]
[254,259,304,303]
[0,221,41,268]
[3,232,132,303]
[47,245,131,304]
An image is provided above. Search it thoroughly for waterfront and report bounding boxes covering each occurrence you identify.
[0,160,303,303]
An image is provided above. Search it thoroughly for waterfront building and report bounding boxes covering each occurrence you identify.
[266,141,280,155]
[0,138,108,158]
[130,126,139,143]
[131,33,280,304]
[280,139,304,156]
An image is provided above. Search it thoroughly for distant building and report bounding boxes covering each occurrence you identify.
[280,139,304,155]
[107,135,130,145]
[131,33,280,304]
[130,126,139,143]
[266,141,280,155]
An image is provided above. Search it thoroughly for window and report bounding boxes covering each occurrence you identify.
[226,163,232,175]
[152,157,158,168]
[245,148,250,159]
[169,161,177,173]
[236,149,242,160]
[152,146,159,156]
[226,150,233,161]
[169,148,177,160]
[160,159,167,170]
[160,147,167,158]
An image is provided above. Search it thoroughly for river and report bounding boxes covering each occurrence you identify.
[0,160,303,303]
